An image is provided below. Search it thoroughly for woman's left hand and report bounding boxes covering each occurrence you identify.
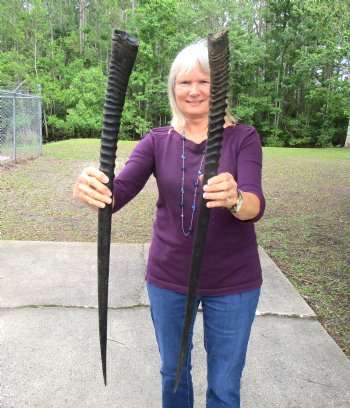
[201,172,238,209]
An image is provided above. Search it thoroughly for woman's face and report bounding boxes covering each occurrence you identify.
[174,62,210,123]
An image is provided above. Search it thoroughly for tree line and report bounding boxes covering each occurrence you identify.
[1,0,349,146]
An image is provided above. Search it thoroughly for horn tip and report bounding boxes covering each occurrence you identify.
[208,29,228,42]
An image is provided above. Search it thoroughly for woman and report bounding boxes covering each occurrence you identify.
[74,39,265,408]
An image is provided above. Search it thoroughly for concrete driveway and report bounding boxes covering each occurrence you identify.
[1,241,349,407]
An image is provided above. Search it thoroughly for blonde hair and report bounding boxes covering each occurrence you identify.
[168,39,236,129]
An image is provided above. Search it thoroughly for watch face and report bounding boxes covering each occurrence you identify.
[236,198,243,212]
[232,189,243,213]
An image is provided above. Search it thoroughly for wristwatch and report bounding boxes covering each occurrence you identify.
[230,189,244,214]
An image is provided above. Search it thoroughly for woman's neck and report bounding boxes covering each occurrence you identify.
[180,119,208,144]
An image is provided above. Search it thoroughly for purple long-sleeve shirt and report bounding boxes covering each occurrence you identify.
[113,124,265,296]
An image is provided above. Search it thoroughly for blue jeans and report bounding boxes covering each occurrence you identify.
[147,283,260,408]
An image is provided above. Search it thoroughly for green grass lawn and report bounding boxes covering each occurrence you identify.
[1,138,349,356]
[256,146,350,358]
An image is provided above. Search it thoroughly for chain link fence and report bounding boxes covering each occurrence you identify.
[0,82,42,163]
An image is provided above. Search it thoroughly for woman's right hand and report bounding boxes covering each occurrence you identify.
[73,166,113,210]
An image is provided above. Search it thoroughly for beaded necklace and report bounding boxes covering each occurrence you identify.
[180,130,207,237]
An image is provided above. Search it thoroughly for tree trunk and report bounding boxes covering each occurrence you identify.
[43,109,48,142]
[79,1,89,56]
[34,37,38,79]
[344,118,350,148]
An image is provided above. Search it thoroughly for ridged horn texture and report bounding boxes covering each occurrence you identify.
[98,30,138,386]
[174,29,230,393]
